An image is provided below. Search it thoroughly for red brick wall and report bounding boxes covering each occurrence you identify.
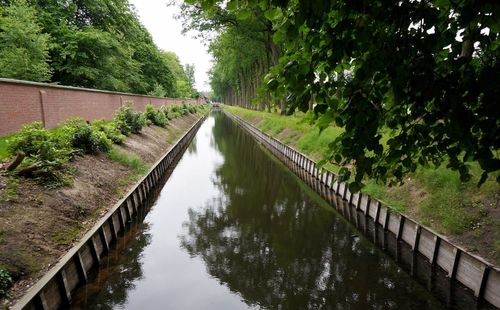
[0,79,205,136]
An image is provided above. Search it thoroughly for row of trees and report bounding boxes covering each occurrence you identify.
[179,1,279,111]
[182,0,499,189]
[0,0,197,98]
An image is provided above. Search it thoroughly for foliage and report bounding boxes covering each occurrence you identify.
[0,0,51,81]
[144,104,168,128]
[92,119,126,144]
[7,122,73,184]
[187,0,500,190]
[164,105,182,120]
[57,118,112,154]
[162,51,197,98]
[148,82,167,97]
[0,0,194,96]
[7,122,72,163]
[0,268,11,297]
[107,147,147,175]
[178,0,276,110]
[0,135,10,160]
[114,104,146,135]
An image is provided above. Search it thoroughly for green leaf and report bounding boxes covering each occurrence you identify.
[264,7,282,21]
[236,10,252,20]
[226,0,238,11]
[317,110,334,132]
[478,172,488,187]
[434,0,450,8]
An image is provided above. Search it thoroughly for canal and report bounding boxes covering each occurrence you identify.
[71,111,445,309]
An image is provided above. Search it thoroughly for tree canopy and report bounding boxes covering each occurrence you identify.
[0,0,51,81]
[0,0,198,98]
[162,51,197,98]
[183,0,499,190]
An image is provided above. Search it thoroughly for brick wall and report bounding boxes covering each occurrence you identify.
[0,78,205,136]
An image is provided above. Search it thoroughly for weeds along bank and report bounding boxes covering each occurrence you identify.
[224,105,500,266]
[0,103,210,305]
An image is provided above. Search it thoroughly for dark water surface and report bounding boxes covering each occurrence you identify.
[71,112,445,309]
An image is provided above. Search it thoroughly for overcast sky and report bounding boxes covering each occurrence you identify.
[129,0,212,92]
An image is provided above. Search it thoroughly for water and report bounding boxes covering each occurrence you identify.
[71,112,445,309]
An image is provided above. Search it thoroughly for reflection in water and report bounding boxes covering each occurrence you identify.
[180,113,443,309]
[71,113,447,309]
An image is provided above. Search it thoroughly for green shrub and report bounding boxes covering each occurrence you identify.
[188,105,198,114]
[114,105,146,135]
[58,119,112,154]
[180,104,190,116]
[7,123,71,186]
[164,105,182,119]
[8,122,73,167]
[0,268,12,297]
[92,120,126,144]
[145,104,168,127]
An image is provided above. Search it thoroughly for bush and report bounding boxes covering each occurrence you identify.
[0,268,12,298]
[180,104,190,116]
[7,122,72,185]
[92,120,126,144]
[145,104,168,127]
[8,122,72,164]
[164,105,181,120]
[58,119,112,154]
[114,105,146,135]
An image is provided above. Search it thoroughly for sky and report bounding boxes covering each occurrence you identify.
[129,0,212,92]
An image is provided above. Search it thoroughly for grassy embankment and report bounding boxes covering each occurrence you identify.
[224,105,500,263]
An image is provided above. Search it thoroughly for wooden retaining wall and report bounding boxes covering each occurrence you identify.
[12,113,208,310]
[224,109,500,309]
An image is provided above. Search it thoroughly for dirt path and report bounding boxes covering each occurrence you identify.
[0,113,202,307]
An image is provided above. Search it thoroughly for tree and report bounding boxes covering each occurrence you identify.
[0,0,51,81]
[184,63,196,91]
[4,0,177,95]
[186,0,500,190]
[179,0,282,111]
[161,51,197,98]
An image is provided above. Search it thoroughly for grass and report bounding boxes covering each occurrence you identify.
[0,176,19,202]
[0,135,11,160]
[50,224,82,246]
[224,104,499,238]
[224,105,344,163]
[107,147,148,176]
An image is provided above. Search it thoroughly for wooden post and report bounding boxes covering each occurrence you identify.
[57,269,71,305]
[431,236,441,265]
[99,227,109,253]
[475,266,490,300]
[374,201,381,224]
[36,291,49,310]
[413,226,422,251]
[396,216,405,240]
[74,252,88,283]
[39,90,47,128]
[449,248,461,279]
[89,237,101,265]
[108,217,117,241]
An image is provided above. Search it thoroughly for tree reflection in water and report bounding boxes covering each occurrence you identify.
[72,223,152,310]
[180,113,442,310]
